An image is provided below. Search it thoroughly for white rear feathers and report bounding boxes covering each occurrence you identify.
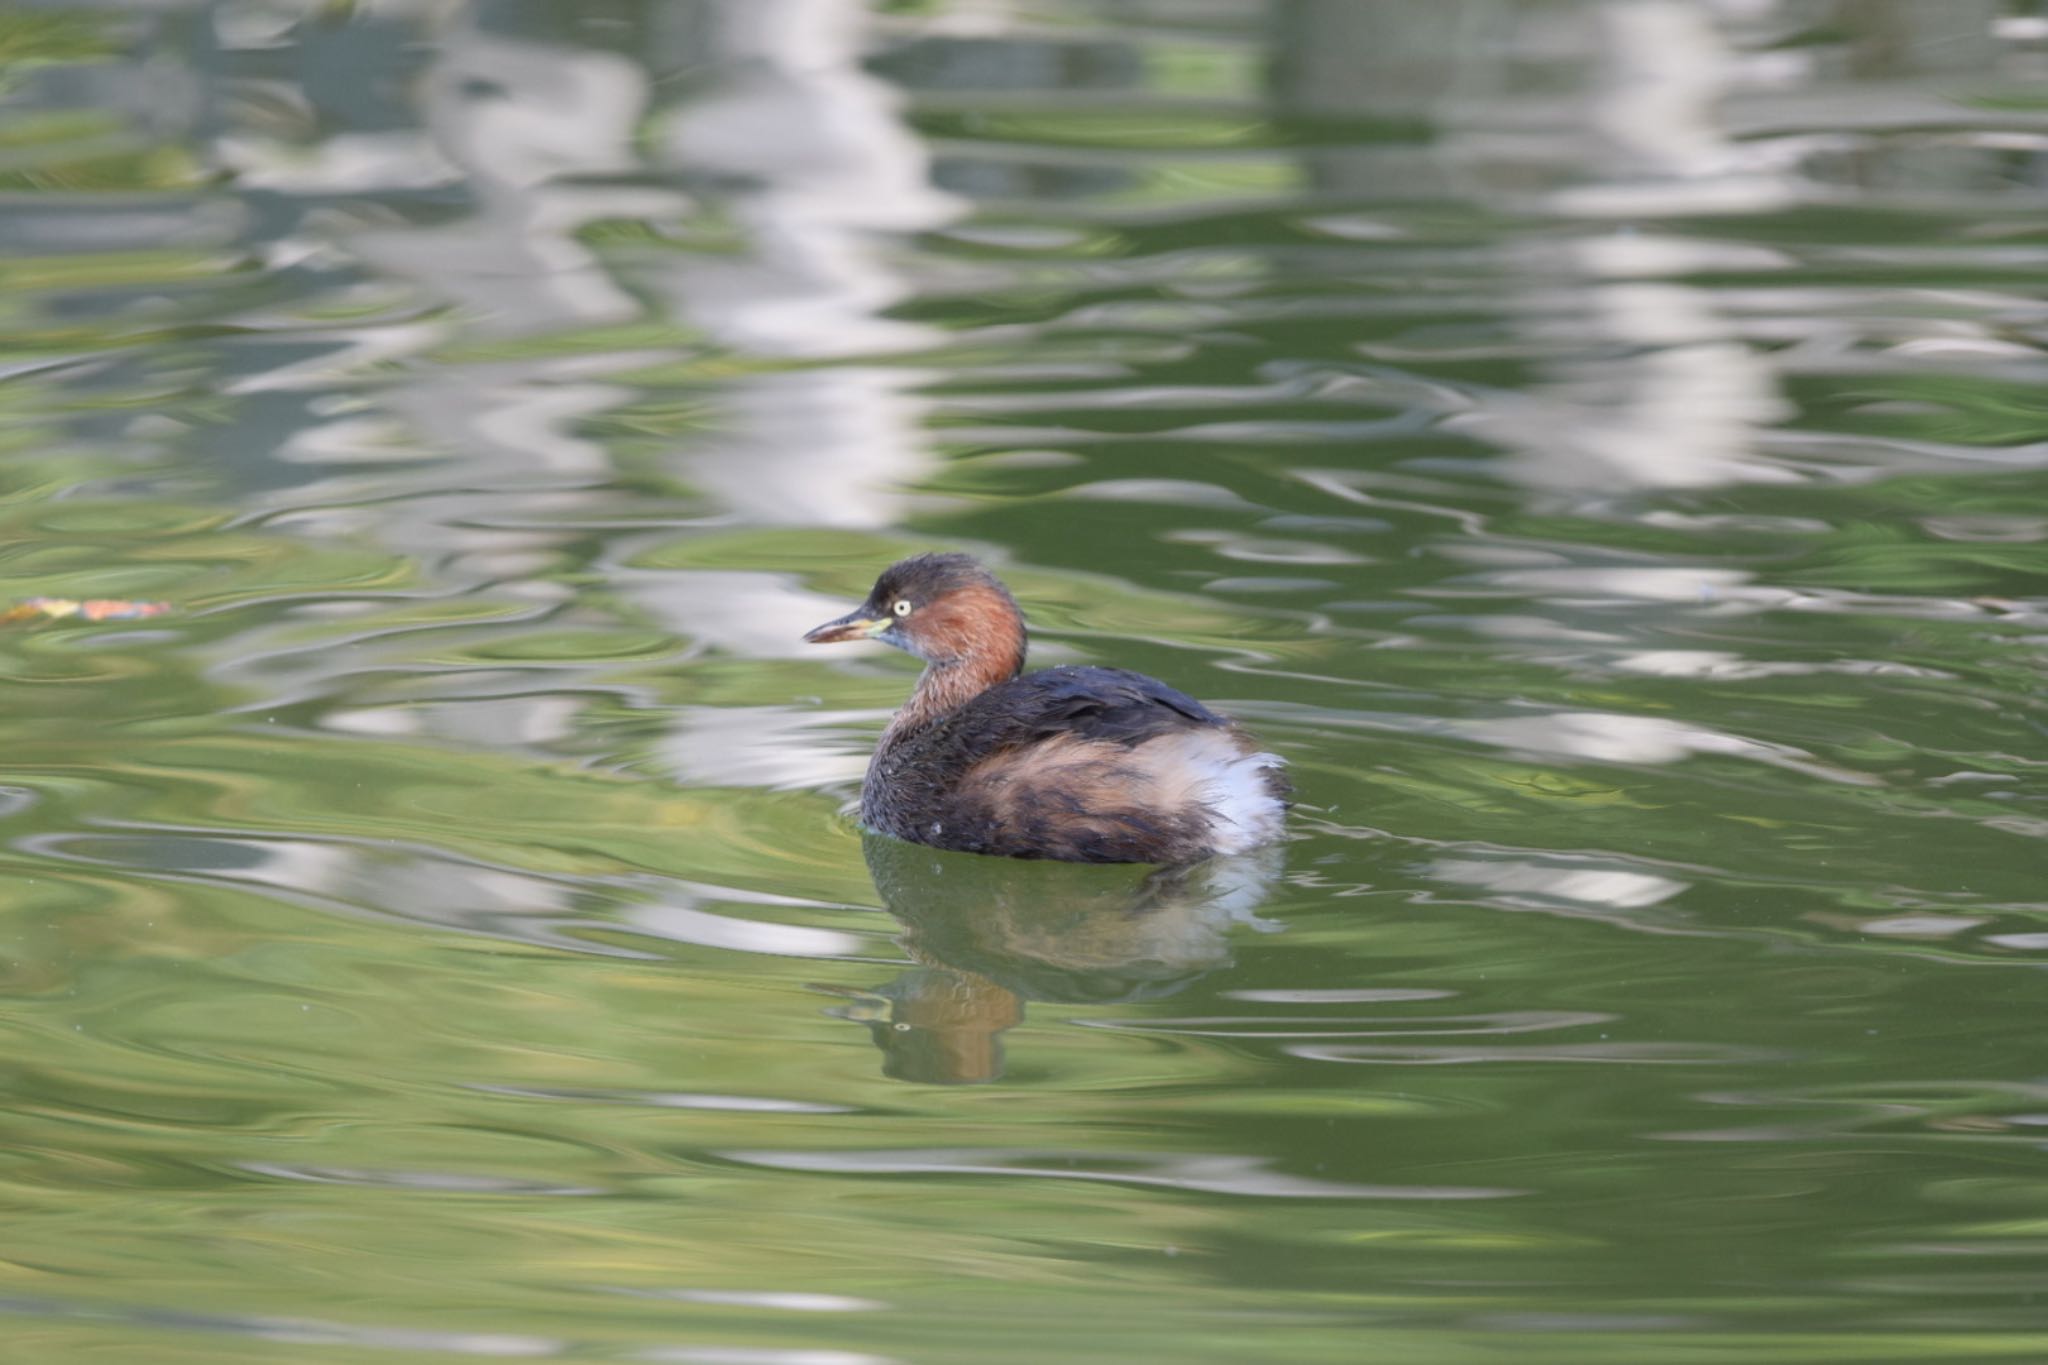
[1138,729,1288,856]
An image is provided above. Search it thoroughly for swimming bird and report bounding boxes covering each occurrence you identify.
[804,553,1288,863]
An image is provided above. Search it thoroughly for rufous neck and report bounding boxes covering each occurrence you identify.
[886,653,1011,738]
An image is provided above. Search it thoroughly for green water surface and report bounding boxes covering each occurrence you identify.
[0,2,2045,1361]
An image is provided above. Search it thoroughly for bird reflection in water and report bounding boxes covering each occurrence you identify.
[822,833,1283,1084]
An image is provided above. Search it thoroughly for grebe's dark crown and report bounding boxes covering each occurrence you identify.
[870,552,1004,609]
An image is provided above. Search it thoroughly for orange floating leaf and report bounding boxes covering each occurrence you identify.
[77,598,171,622]
[4,597,171,625]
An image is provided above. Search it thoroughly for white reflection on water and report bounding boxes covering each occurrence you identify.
[660,705,872,790]
[1608,649,1953,680]
[656,0,956,354]
[1082,1009,1616,1039]
[649,0,959,529]
[1465,0,1793,491]
[624,903,869,960]
[638,1349,896,1365]
[624,570,876,661]
[1226,988,1457,1004]
[1292,1041,1775,1065]
[474,1085,854,1115]
[1429,857,1687,910]
[674,369,943,529]
[207,0,963,703]
[1855,914,1990,940]
[27,831,879,961]
[1443,710,1872,778]
[238,1163,600,1196]
[219,127,461,194]
[622,1289,885,1314]
[357,22,666,333]
[622,567,902,789]
[720,1148,1517,1200]
[0,1296,561,1358]
[326,696,586,747]
[1561,1,1796,218]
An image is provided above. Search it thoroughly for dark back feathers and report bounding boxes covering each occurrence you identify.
[917,665,1223,761]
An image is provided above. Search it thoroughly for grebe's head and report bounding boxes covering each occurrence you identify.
[804,553,1026,676]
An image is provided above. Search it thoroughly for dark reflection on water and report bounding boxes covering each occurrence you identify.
[832,832,1279,1082]
[2,0,2048,1361]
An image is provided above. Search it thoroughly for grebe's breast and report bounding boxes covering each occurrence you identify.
[862,666,1289,864]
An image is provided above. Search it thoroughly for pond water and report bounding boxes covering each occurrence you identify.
[3,1,2047,1361]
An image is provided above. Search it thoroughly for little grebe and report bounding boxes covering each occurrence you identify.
[804,553,1289,864]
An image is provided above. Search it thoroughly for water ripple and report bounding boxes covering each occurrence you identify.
[717,1148,1516,1201]
[6,2,2048,1358]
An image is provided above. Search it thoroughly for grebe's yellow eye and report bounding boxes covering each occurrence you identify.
[891,599,912,617]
